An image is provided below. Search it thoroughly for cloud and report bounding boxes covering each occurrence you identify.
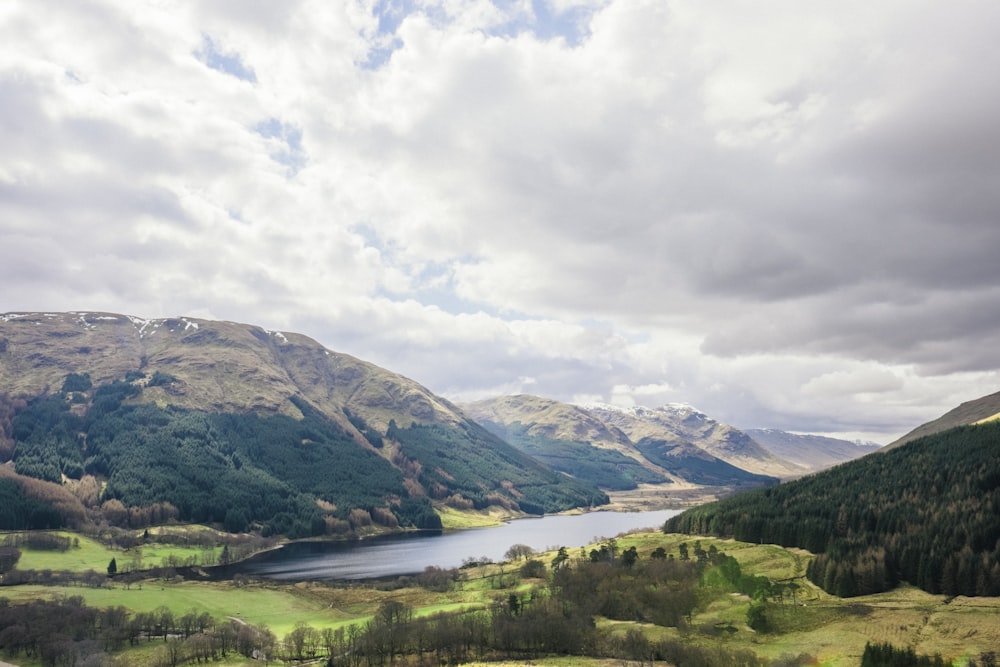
[2,0,1000,442]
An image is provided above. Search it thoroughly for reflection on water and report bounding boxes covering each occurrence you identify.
[235,509,681,581]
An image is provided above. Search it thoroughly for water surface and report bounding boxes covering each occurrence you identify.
[237,509,680,581]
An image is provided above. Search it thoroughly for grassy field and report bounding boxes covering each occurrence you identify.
[3,580,424,637]
[436,505,512,529]
[7,530,223,573]
[595,533,1000,667]
[5,528,1000,665]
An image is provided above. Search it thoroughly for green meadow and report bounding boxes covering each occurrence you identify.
[8,530,223,574]
[4,529,999,665]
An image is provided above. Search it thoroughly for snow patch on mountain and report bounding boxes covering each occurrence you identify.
[578,401,705,419]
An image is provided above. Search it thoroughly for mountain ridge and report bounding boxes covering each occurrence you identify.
[886,389,1000,449]
[744,428,881,472]
[0,312,607,535]
[461,394,788,491]
[575,401,803,479]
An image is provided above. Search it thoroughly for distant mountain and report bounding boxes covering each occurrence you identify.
[886,389,1000,449]
[584,403,802,479]
[666,420,1000,598]
[744,429,881,473]
[0,312,606,535]
[461,395,670,490]
[461,395,782,490]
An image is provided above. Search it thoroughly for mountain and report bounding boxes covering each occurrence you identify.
[886,389,1000,449]
[461,395,671,490]
[0,312,607,535]
[461,395,783,490]
[743,429,881,472]
[583,403,802,480]
[665,419,1000,598]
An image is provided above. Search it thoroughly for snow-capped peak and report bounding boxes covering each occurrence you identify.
[576,401,705,419]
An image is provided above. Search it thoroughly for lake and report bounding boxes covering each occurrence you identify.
[234,509,681,581]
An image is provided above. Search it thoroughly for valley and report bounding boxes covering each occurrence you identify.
[1,312,999,666]
[3,526,999,666]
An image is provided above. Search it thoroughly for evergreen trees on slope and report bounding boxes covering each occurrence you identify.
[664,422,1000,597]
[5,373,607,535]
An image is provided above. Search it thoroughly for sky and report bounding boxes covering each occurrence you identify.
[2,0,1000,443]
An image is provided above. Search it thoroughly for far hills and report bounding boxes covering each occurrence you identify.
[460,395,881,493]
[743,429,881,472]
[461,395,785,490]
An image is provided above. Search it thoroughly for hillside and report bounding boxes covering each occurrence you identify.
[665,420,1000,598]
[462,395,783,490]
[585,403,802,479]
[462,395,670,490]
[886,389,1000,449]
[0,312,607,535]
[744,428,881,472]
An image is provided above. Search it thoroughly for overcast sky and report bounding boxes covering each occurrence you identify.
[3,0,999,443]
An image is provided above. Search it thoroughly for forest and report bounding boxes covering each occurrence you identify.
[3,372,613,538]
[4,374,440,537]
[477,420,668,490]
[387,420,608,514]
[665,422,1000,597]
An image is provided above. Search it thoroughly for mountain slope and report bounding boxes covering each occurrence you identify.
[665,420,1000,598]
[0,312,465,434]
[886,389,1000,449]
[744,429,881,472]
[583,403,801,479]
[462,395,669,490]
[462,395,783,489]
[0,312,607,534]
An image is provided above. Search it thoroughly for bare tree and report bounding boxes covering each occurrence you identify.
[504,543,535,561]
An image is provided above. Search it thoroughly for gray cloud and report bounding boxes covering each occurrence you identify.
[2,0,999,442]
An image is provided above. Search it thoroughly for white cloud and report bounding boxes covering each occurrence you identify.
[2,0,999,442]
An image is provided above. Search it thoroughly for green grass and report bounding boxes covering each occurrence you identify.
[5,528,1000,665]
[4,581,333,636]
[81,639,261,667]
[436,505,511,529]
[8,530,224,574]
[10,532,117,572]
[597,534,1000,666]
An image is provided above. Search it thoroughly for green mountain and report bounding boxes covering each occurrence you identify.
[665,418,1000,598]
[461,395,668,490]
[461,395,783,490]
[0,312,607,536]
[584,403,801,480]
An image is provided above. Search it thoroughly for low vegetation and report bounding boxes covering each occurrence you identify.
[666,422,1000,597]
[2,528,999,666]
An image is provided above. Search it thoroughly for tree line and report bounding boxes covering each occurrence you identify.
[0,538,790,667]
[322,539,793,667]
[387,420,608,514]
[4,371,613,538]
[665,422,1000,597]
[5,374,442,537]
[477,420,668,490]
[0,594,282,667]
